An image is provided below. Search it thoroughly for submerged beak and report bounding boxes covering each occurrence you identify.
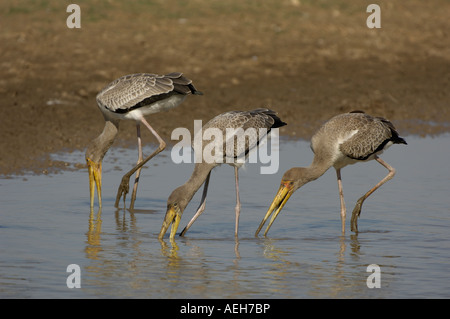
[255,181,294,236]
[87,158,102,208]
[158,204,182,240]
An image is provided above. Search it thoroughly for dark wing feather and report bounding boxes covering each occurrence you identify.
[200,109,286,159]
[167,72,203,95]
[340,113,405,160]
[96,73,201,113]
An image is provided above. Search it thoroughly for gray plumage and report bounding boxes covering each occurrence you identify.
[86,72,201,209]
[195,108,286,162]
[311,111,407,165]
[159,109,286,240]
[256,110,407,237]
[96,72,202,114]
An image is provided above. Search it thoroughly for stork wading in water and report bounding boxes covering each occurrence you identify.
[158,109,286,240]
[85,72,202,209]
[255,111,407,236]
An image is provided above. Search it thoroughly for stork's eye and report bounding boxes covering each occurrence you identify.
[282,180,294,187]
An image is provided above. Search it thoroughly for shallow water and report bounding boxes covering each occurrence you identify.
[1,134,449,298]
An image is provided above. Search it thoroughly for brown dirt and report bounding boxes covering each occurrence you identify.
[1,0,449,176]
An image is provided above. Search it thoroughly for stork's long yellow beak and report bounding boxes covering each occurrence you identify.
[158,205,181,240]
[87,158,102,208]
[255,181,294,236]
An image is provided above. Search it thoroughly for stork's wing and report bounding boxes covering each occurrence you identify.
[96,72,199,112]
[199,109,286,159]
[339,115,395,160]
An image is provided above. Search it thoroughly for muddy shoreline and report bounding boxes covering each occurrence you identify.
[1,1,449,176]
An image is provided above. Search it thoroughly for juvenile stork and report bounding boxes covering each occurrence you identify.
[255,111,406,236]
[158,108,286,240]
[86,72,202,209]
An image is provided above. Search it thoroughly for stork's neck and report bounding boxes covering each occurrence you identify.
[85,120,119,163]
[180,163,216,203]
[306,152,333,181]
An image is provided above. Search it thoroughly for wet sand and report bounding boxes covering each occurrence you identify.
[1,0,449,176]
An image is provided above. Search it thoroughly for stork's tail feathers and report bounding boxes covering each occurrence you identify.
[167,72,203,96]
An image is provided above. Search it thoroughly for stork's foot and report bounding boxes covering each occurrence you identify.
[350,198,364,232]
[114,175,130,208]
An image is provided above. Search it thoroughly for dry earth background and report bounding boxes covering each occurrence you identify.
[0,0,449,176]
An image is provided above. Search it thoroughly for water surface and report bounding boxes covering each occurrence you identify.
[1,135,449,298]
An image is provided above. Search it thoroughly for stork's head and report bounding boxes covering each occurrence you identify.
[255,167,318,236]
[85,120,119,208]
[158,186,190,240]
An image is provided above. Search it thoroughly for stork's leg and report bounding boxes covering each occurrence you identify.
[234,166,241,237]
[180,172,211,236]
[350,156,396,232]
[114,118,166,208]
[129,124,144,210]
[336,168,346,233]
